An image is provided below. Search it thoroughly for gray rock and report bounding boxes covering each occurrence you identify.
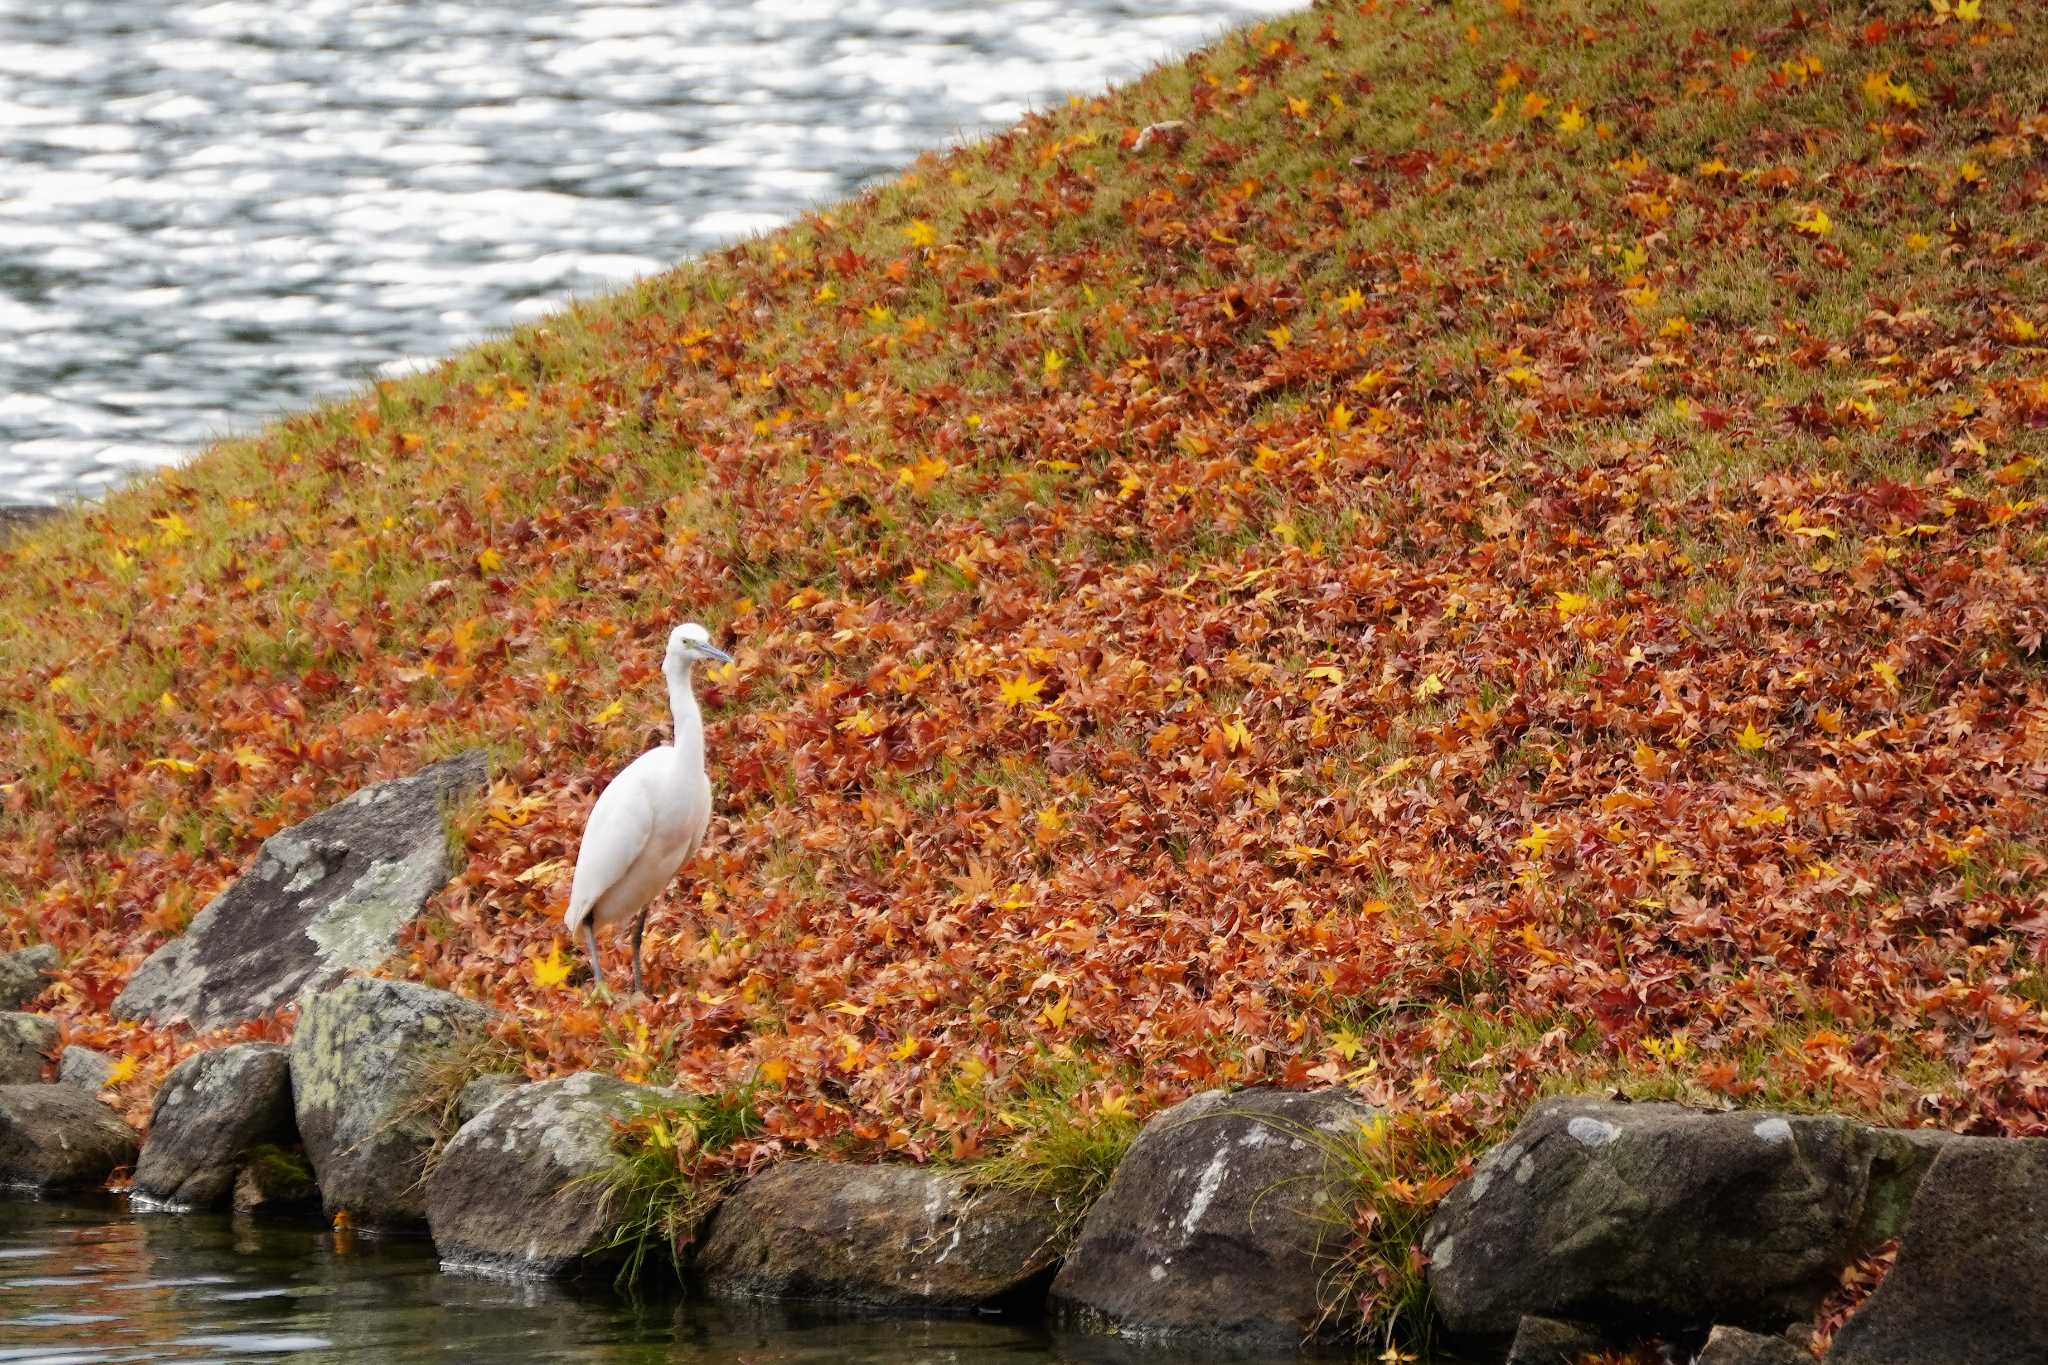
[0,1013,58,1084]
[699,1160,1061,1309]
[133,1043,294,1208]
[1827,1137,2048,1365]
[113,751,487,1029]
[58,1045,115,1091]
[455,1072,523,1127]
[428,1073,670,1278]
[1049,1086,1382,1347]
[0,945,58,1009]
[0,505,58,543]
[291,976,493,1229]
[232,1145,318,1214]
[1507,1315,1612,1365]
[0,1083,140,1188]
[1695,1324,1810,1364]
[1424,1097,1947,1342]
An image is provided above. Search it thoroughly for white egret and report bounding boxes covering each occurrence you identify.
[565,622,732,995]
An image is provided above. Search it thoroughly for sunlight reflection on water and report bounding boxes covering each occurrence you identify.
[0,0,1296,505]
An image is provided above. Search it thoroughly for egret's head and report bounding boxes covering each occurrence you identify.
[665,621,733,671]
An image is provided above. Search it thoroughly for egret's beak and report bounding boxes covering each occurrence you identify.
[698,643,734,666]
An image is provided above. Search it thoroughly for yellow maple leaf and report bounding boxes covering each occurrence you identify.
[1871,660,1900,690]
[1739,804,1791,830]
[1517,823,1556,858]
[1042,349,1066,379]
[1220,717,1252,753]
[591,699,625,725]
[1556,105,1586,136]
[1794,207,1832,236]
[1335,287,1365,314]
[1037,994,1071,1030]
[1520,91,1550,120]
[1735,721,1770,751]
[999,674,1045,708]
[1554,589,1592,618]
[902,219,937,249]
[149,756,198,775]
[152,512,192,545]
[530,943,573,990]
[104,1056,138,1086]
[477,546,503,573]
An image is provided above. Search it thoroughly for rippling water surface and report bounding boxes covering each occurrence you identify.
[3,1197,1306,1363]
[0,0,1294,506]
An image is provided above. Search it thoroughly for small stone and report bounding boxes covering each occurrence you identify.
[0,1012,58,1084]
[698,1160,1061,1309]
[133,1043,295,1208]
[428,1073,674,1278]
[1695,1324,1811,1364]
[1050,1086,1384,1347]
[1507,1315,1612,1365]
[291,976,494,1230]
[0,945,58,1010]
[232,1145,319,1214]
[58,1045,114,1092]
[0,1083,140,1188]
[455,1072,523,1127]
[1131,120,1188,154]
[1827,1136,2048,1365]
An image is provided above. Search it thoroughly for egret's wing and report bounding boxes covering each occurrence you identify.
[564,763,656,932]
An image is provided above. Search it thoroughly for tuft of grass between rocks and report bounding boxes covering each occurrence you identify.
[582,1080,764,1289]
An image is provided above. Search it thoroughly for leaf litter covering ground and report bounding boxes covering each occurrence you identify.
[2,0,2046,1301]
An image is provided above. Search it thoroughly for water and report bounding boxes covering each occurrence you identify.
[0,1197,1316,1363]
[0,0,1294,507]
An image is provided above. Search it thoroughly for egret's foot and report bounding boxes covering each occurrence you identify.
[587,981,617,1006]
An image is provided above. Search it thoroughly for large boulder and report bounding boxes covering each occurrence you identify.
[698,1161,1061,1309]
[132,1043,295,1208]
[112,751,487,1029]
[1423,1097,1946,1342]
[1049,1086,1382,1347]
[0,1012,57,1083]
[428,1073,669,1278]
[1827,1137,2048,1365]
[291,975,494,1229]
[0,944,58,1009]
[0,1083,140,1187]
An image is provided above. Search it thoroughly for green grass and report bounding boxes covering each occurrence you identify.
[583,1081,764,1288]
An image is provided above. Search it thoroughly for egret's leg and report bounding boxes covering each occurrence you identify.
[630,908,649,996]
[582,920,608,993]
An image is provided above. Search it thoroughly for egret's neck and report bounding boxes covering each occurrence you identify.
[664,659,705,773]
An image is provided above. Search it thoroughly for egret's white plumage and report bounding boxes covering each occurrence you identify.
[565,622,731,994]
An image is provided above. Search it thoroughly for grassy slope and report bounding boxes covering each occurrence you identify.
[2,0,2046,1280]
